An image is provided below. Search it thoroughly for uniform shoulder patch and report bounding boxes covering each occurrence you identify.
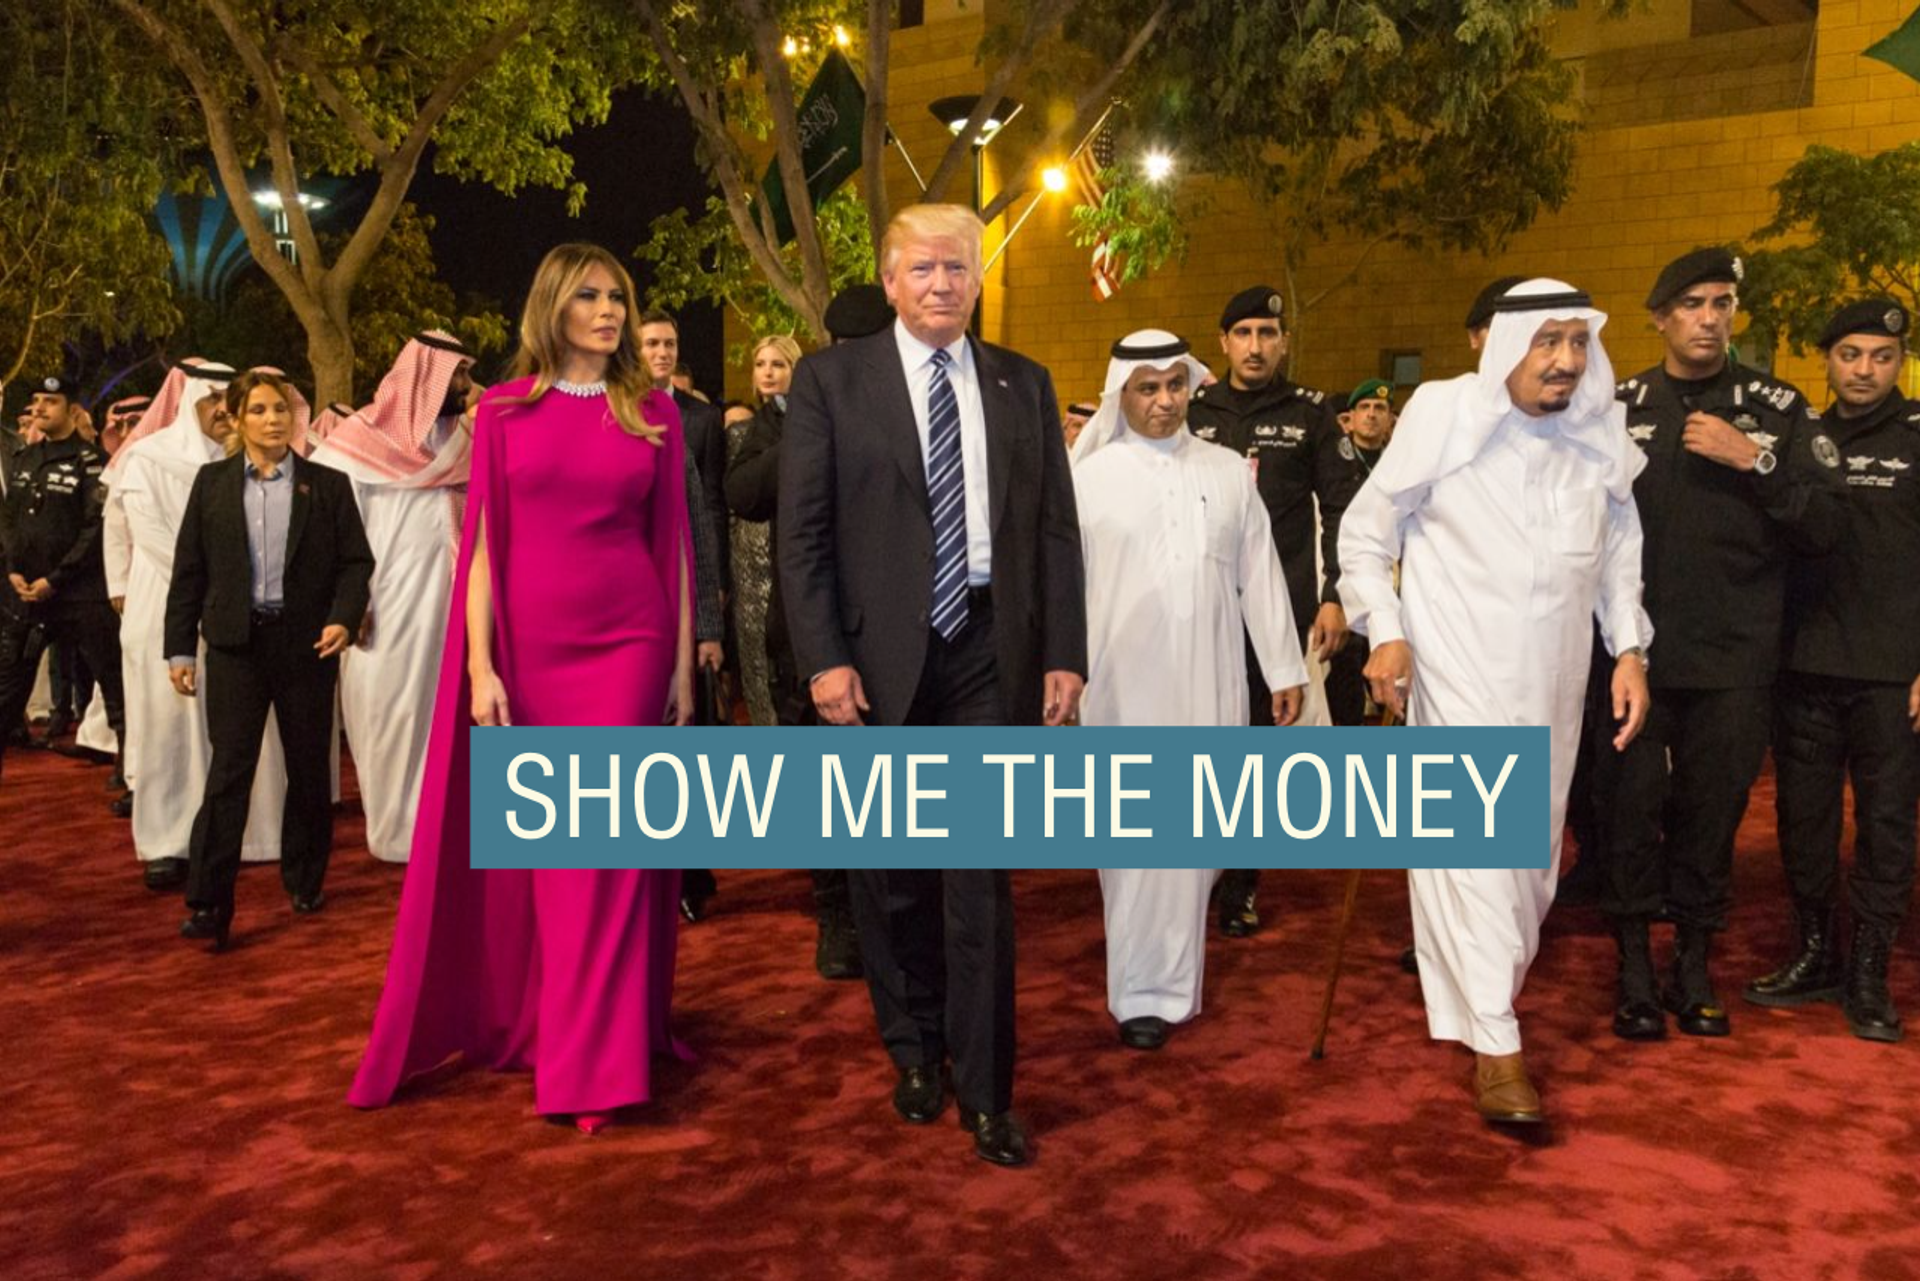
[1337,436,1356,461]
[1301,387,1326,405]
[1811,434,1840,469]
[1743,371,1801,412]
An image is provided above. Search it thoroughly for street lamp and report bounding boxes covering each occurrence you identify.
[929,95,1023,150]
[1142,149,1175,183]
[252,188,329,263]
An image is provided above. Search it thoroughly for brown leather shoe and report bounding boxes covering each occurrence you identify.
[1473,1052,1544,1124]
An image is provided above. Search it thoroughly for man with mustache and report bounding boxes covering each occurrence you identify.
[1340,279,1653,1127]
[1071,329,1306,1052]
[1186,286,1358,937]
[1598,248,1843,1044]
[1752,299,1920,1043]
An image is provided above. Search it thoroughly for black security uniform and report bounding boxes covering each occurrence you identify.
[1602,361,1843,939]
[1324,436,1383,726]
[1188,378,1357,717]
[1764,387,1920,1037]
[1188,369,1354,933]
[0,430,125,783]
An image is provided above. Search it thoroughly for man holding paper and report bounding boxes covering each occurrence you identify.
[1072,330,1306,1050]
[1338,279,1652,1127]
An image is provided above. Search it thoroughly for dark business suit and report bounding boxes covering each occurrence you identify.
[778,325,1086,1116]
[673,388,731,596]
[166,452,373,913]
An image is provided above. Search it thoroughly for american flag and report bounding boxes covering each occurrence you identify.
[1069,124,1121,302]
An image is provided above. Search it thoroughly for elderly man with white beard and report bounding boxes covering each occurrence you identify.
[1338,280,1653,1127]
[1073,330,1307,1051]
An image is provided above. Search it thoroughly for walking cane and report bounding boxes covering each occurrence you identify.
[1310,868,1365,1059]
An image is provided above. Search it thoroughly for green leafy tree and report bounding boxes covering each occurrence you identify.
[1,3,179,392]
[107,0,644,404]
[1078,0,1604,373]
[629,0,1178,338]
[165,203,509,393]
[1741,142,1920,357]
[639,188,872,362]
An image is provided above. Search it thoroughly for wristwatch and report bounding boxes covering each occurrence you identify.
[1751,448,1778,476]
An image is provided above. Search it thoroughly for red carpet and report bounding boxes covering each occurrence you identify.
[4,745,1919,1279]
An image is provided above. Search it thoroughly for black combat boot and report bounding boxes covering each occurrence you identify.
[1843,923,1904,1044]
[1612,916,1665,1040]
[1664,922,1730,1036]
[1218,868,1261,938]
[1745,898,1843,1008]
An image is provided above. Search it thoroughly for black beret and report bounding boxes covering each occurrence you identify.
[1645,248,1742,311]
[1464,276,1528,331]
[1818,298,1910,350]
[824,283,894,341]
[1219,285,1285,331]
[33,374,81,400]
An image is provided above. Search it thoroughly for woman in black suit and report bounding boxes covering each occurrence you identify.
[165,370,374,949]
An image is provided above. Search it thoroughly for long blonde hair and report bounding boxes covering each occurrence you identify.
[750,334,802,405]
[505,243,662,443]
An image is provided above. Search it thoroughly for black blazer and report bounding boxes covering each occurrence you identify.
[164,452,375,657]
[673,387,731,593]
[777,329,1086,725]
[726,398,789,663]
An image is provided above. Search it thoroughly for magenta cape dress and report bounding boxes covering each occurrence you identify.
[349,379,692,1116]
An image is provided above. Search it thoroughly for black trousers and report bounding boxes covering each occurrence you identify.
[1601,685,1771,930]
[48,637,94,718]
[1775,674,1919,933]
[184,617,338,912]
[851,597,1016,1114]
[0,599,124,783]
[1324,636,1371,727]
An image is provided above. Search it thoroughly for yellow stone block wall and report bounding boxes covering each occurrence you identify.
[726,0,1920,407]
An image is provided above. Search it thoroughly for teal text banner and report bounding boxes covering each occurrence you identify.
[467,726,1552,870]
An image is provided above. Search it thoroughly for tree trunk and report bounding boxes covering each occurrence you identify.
[304,309,356,411]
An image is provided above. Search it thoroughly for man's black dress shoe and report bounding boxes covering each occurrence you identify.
[291,891,327,915]
[892,1066,947,1124]
[813,909,864,981]
[143,857,187,892]
[958,1107,1030,1167]
[1399,945,1420,976]
[180,907,232,951]
[1118,1016,1171,1050]
[110,790,134,819]
[105,767,127,790]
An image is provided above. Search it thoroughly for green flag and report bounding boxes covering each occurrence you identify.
[760,50,866,246]
[1865,7,1920,84]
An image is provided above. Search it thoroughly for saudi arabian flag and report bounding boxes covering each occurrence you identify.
[1865,7,1920,84]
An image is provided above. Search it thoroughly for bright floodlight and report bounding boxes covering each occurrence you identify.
[1042,166,1068,193]
[1143,150,1174,183]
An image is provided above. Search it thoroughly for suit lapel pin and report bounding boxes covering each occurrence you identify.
[297,482,311,495]
[996,378,1008,388]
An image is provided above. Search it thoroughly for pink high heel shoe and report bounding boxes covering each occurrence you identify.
[574,1111,613,1136]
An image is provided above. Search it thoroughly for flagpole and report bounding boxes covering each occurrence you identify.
[886,127,930,196]
[984,191,1047,273]
[982,99,1124,275]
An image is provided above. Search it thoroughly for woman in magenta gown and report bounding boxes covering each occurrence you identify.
[349,243,694,1132]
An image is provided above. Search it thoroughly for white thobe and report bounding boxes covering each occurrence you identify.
[105,437,286,865]
[310,425,464,862]
[1077,426,1308,1023]
[1339,412,1649,1054]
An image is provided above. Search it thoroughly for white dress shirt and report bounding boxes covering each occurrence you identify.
[893,319,992,585]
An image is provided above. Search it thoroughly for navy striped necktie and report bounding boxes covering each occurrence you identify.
[926,347,969,640]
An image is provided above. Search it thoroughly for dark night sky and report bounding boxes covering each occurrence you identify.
[408,89,724,391]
